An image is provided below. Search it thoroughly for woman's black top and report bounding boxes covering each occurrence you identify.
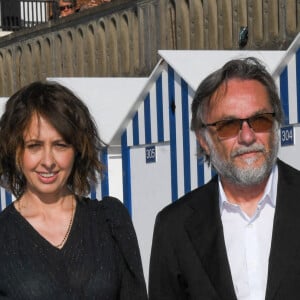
[0,196,148,299]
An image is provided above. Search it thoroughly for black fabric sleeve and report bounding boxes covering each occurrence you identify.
[101,197,148,300]
[149,212,186,300]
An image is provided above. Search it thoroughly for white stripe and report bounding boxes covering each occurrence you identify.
[126,120,133,147]
[275,77,281,96]
[188,87,198,191]
[1,188,6,211]
[162,64,170,141]
[204,162,213,184]
[95,183,102,200]
[287,55,298,124]
[138,102,145,145]
[150,85,158,143]
[174,73,185,198]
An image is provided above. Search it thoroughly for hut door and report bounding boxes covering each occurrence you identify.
[129,142,172,282]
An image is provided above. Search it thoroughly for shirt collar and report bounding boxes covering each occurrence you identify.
[219,163,278,214]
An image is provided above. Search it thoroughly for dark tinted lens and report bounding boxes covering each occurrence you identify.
[215,119,241,138]
[60,4,73,10]
[249,114,274,132]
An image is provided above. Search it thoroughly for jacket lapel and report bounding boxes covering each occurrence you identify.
[184,177,237,300]
[265,160,300,300]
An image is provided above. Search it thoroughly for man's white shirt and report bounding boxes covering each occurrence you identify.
[219,165,278,300]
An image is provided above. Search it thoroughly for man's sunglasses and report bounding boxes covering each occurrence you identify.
[60,4,74,11]
[202,112,276,139]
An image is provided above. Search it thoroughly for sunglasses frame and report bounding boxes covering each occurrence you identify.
[60,4,74,11]
[202,112,276,139]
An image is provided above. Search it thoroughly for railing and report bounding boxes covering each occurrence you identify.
[0,0,57,31]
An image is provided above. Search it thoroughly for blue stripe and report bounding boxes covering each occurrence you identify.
[5,191,12,206]
[280,67,290,125]
[168,66,178,201]
[197,158,205,187]
[211,168,217,178]
[156,74,164,142]
[90,186,97,200]
[0,190,12,211]
[296,48,300,123]
[101,147,109,198]
[144,93,152,144]
[181,79,191,193]
[121,131,132,216]
[132,112,139,146]
[0,190,2,211]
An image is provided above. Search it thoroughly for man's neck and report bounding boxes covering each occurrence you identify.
[220,177,269,217]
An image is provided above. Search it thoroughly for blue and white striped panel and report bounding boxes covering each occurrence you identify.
[93,147,109,200]
[172,71,188,199]
[126,63,170,147]
[171,70,213,200]
[277,47,300,125]
[123,63,214,206]
[0,188,14,212]
[167,66,178,201]
[81,149,110,201]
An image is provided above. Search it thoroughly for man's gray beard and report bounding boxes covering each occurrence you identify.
[205,129,279,186]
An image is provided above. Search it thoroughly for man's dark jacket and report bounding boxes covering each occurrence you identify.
[149,159,300,300]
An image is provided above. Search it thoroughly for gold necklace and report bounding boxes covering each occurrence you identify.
[55,198,75,249]
[17,197,75,249]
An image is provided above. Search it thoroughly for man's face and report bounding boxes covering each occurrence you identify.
[59,0,75,17]
[197,78,279,186]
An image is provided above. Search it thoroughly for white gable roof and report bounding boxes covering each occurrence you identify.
[48,77,147,145]
[158,50,286,91]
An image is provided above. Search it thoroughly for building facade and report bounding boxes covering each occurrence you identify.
[0,0,299,96]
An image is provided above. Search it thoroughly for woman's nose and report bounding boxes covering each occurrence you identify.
[41,149,56,168]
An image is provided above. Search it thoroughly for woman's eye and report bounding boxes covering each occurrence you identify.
[55,143,70,149]
[26,143,40,149]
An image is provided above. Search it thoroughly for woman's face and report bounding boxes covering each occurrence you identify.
[20,114,75,199]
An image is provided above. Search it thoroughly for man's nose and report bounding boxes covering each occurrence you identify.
[237,120,256,144]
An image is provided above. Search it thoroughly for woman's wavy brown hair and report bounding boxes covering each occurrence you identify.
[0,81,105,198]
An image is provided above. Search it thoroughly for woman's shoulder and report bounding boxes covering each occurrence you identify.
[79,195,135,238]
[0,203,15,223]
[79,196,146,295]
[101,196,130,218]
[0,203,18,237]
[79,196,131,224]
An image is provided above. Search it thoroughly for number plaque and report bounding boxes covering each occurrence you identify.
[280,125,294,146]
[145,146,156,163]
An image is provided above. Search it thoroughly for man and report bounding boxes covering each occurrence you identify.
[149,57,300,300]
[59,0,76,17]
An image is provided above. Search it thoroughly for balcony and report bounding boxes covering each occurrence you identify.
[0,0,57,33]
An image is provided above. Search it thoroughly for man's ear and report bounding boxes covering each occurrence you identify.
[196,131,210,155]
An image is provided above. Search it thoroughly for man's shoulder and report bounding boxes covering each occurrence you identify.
[157,176,219,222]
[277,159,300,180]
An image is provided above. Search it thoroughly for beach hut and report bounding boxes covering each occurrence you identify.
[118,38,300,279]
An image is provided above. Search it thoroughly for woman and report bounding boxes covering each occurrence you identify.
[0,81,148,299]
